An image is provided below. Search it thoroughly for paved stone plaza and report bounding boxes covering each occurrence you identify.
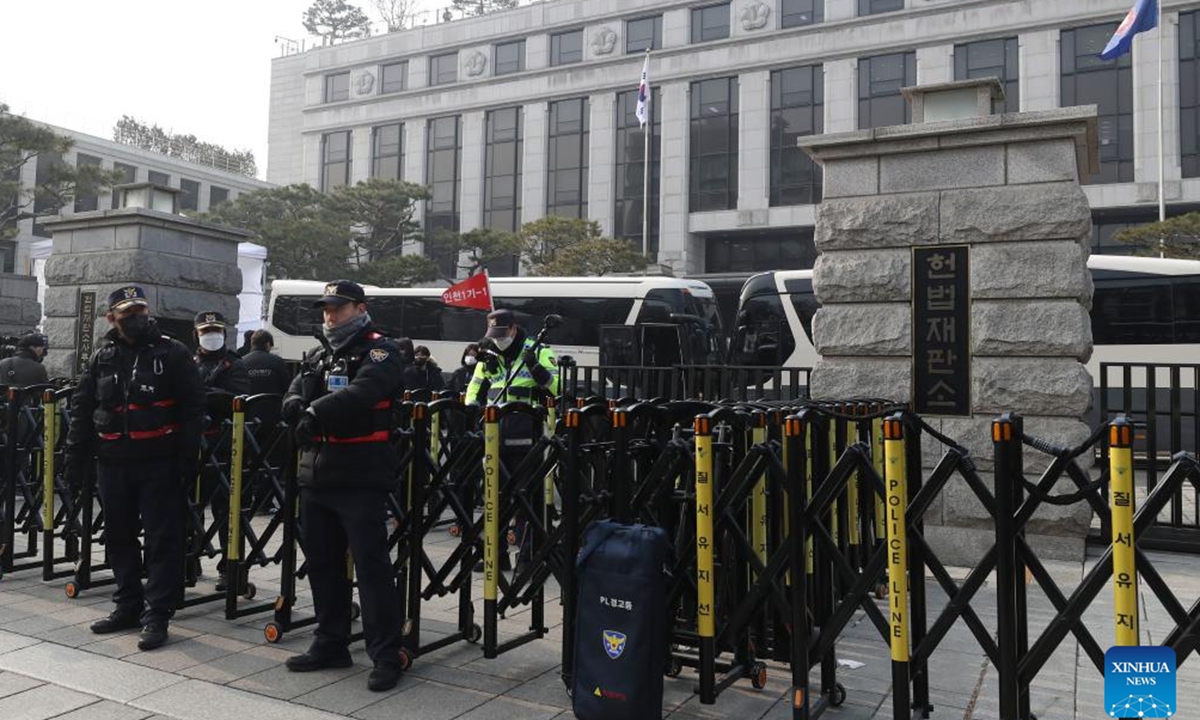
[0,520,1197,720]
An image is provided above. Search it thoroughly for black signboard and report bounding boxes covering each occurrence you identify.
[76,291,96,377]
[912,246,970,416]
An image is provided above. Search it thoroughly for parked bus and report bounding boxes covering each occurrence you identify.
[730,255,1200,379]
[266,276,726,367]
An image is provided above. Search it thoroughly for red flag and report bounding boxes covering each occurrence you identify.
[440,272,493,311]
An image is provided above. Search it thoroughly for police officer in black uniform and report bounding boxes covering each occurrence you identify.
[194,312,250,396]
[0,333,49,387]
[66,286,205,650]
[281,280,407,692]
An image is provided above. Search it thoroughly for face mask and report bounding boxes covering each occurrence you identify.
[464,356,477,367]
[117,314,151,343]
[199,333,225,352]
[493,336,514,352]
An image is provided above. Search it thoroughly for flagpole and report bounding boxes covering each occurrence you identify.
[641,48,651,263]
[1157,0,1166,258]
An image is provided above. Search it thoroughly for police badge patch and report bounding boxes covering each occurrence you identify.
[369,349,389,363]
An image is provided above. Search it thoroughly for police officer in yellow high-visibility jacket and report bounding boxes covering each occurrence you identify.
[466,309,557,575]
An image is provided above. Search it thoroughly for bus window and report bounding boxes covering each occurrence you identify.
[442,305,489,342]
[369,296,405,337]
[1174,279,1200,342]
[271,295,323,337]
[731,294,795,366]
[494,296,556,338]
[1092,280,1173,344]
[555,297,636,345]
[789,292,819,345]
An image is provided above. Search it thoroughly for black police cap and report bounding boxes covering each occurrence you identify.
[313,279,367,308]
[107,285,149,313]
[194,311,228,330]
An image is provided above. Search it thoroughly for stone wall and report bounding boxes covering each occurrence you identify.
[39,208,251,378]
[0,274,42,337]
[802,106,1100,565]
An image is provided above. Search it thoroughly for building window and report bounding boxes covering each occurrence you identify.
[690,77,739,212]
[148,170,171,186]
[320,131,352,193]
[954,37,1019,114]
[495,40,525,75]
[551,29,583,66]
[381,61,408,93]
[626,15,663,54]
[429,52,458,86]
[210,186,230,208]
[547,98,589,218]
[705,230,817,273]
[1180,11,1200,177]
[111,162,136,209]
[73,154,102,212]
[615,88,662,258]
[691,4,730,43]
[771,65,824,206]
[32,152,63,238]
[179,178,200,212]
[858,0,903,15]
[325,72,350,102]
[426,116,462,273]
[1062,23,1133,184]
[484,107,523,275]
[781,0,822,28]
[372,123,404,180]
[858,51,916,129]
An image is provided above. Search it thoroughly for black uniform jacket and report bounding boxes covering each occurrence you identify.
[284,325,404,491]
[195,348,251,395]
[67,323,205,463]
[0,350,48,387]
[242,349,291,397]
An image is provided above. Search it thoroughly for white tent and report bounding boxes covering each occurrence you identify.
[31,239,268,334]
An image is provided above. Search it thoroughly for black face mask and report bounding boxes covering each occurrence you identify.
[117,314,152,343]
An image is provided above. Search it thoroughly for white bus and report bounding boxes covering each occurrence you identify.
[266,276,726,367]
[730,255,1200,380]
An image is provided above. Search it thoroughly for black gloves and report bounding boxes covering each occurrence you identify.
[294,411,322,450]
[524,348,552,387]
[281,396,307,425]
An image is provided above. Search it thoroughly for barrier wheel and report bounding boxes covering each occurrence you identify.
[829,682,846,708]
[751,662,768,690]
[467,623,482,644]
[243,582,257,600]
[351,602,361,621]
[448,524,461,537]
[398,648,413,672]
[665,657,683,678]
[264,622,282,643]
[64,581,79,599]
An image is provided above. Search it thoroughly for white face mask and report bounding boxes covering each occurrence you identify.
[198,333,225,352]
[493,336,514,351]
[464,356,478,366]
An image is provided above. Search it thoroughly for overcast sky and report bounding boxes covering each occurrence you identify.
[3,0,451,180]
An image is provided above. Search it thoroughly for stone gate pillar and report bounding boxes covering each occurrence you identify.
[801,79,1100,564]
[39,191,251,379]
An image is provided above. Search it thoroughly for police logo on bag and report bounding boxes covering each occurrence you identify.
[602,630,627,660]
[369,348,389,363]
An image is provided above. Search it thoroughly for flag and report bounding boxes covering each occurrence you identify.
[441,272,492,311]
[1100,0,1158,60]
[635,51,650,127]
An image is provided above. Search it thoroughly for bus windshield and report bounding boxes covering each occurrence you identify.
[635,288,726,364]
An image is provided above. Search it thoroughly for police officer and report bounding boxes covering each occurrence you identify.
[466,309,558,575]
[0,333,49,387]
[243,330,290,397]
[281,280,407,692]
[194,312,250,395]
[66,285,205,650]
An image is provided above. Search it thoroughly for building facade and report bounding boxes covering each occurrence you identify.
[267,0,1200,276]
[8,122,273,275]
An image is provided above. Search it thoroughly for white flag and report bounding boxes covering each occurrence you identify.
[635,52,650,126]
